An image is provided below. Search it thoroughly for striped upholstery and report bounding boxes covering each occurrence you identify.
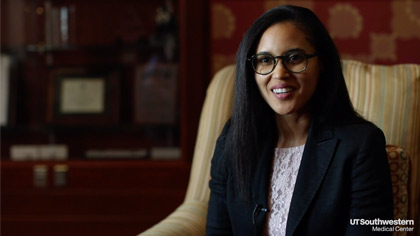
[184,65,235,202]
[139,201,208,236]
[342,60,420,228]
[138,60,419,235]
[138,65,235,236]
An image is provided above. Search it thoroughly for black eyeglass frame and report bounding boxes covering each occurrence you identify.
[247,51,317,75]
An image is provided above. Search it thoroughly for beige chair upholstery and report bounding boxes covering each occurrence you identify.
[139,60,420,236]
[341,60,420,235]
[139,65,235,236]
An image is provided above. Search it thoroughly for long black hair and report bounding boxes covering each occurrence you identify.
[226,5,362,203]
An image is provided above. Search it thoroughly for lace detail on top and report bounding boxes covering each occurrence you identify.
[264,145,305,236]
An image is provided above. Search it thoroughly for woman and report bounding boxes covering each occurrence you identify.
[206,5,393,236]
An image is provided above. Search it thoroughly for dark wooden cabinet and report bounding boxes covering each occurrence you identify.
[1,160,190,235]
[1,0,209,235]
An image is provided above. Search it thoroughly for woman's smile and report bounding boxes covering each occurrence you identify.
[271,85,295,99]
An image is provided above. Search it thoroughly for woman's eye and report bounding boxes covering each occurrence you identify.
[258,56,273,65]
[286,53,305,64]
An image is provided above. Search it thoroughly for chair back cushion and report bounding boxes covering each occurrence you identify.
[386,145,410,224]
[342,60,420,224]
[184,65,235,201]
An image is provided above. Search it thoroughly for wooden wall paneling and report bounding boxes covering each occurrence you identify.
[18,52,48,127]
[1,160,190,235]
[178,0,210,162]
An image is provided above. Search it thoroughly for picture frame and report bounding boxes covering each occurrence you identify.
[0,53,17,127]
[47,67,119,126]
[1,54,11,127]
[134,63,178,125]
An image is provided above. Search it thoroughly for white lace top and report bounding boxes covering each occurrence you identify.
[264,145,305,236]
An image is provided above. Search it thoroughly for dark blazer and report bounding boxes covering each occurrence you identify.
[206,121,394,236]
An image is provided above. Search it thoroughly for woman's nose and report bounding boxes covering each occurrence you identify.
[271,61,290,80]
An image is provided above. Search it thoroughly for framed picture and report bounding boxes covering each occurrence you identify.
[134,63,178,125]
[0,53,17,127]
[47,67,119,126]
[1,54,11,126]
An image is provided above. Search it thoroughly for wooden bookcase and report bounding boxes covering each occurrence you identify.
[1,160,191,235]
[1,0,210,235]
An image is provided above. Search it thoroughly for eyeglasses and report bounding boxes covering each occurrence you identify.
[248,50,317,75]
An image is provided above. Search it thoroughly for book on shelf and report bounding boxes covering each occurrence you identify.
[85,149,148,159]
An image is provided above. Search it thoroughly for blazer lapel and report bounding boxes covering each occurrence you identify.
[251,133,276,234]
[286,126,338,236]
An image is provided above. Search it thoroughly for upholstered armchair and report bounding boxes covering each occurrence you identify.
[138,60,420,236]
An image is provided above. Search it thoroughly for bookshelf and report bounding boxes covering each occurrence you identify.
[1,0,210,234]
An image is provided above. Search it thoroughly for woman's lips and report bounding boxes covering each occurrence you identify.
[271,87,295,99]
[272,87,294,94]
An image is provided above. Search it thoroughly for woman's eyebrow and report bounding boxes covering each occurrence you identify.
[256,48,306,56]
[283,48,305,54]
[255,51,273,55]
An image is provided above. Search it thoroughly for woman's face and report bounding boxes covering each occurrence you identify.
[254,22,321,117]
